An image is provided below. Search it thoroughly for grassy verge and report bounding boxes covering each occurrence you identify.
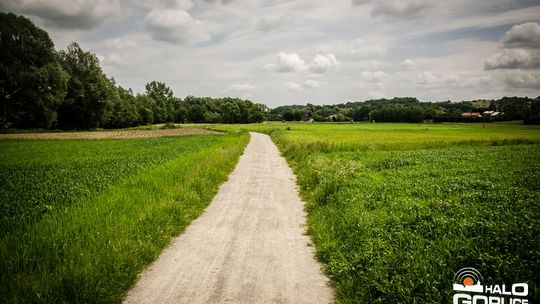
[296,144,540,303]
[0,133,248,303]
[214,122,540,303]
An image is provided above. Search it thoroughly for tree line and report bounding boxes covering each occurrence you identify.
[2,12,539,130]
[0,13,267,130]
[270,97,540,124]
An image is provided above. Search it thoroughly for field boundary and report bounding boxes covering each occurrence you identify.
[0,128,221,139]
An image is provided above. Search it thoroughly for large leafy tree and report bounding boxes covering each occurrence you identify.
[135,94,156,125]
[145,81,174,123]
[0,12,68,129]
[105,81,141,129]
[57,42,115,129]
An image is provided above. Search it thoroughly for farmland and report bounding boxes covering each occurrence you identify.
[212,122,540,303]
[0,132,248,303]
[1,122,539,303]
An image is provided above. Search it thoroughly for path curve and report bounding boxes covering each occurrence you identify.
[124,132,333,304]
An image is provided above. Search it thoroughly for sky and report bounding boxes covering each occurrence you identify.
[1,0,540,107]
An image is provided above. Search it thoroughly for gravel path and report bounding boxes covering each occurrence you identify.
[0,128,219,139]
[124,132,333,304]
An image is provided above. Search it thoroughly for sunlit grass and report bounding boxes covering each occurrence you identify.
[0,133,249,303]
[211,122,540,303]
[208,122,540,151]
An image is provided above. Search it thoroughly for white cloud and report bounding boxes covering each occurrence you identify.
[501,70,540,89]
[361,70,387,82]
[321,39,387,60]
[371,0,432,19]
[351,0,371,5]
[103,37,137,50]
[400,59,415,69]
[136,0,194,10]
[101,53,128,66]
[144,9,210,44]
[368,90,386,99]
[286,81,303,91]
[303,79,324,88]
[200,0,234,4]
[357,60,383,70]
[416,71,437,84]
[0,0,119,29]
[226,83,256,92]
[309,54,339,73]
[484,20,540,93]
[267,52,307,73]
[348,44,387,58]
[502,22,540,48]
[286,79,326,91]
[256,15,293,32]
[266,53,339,74]
[484,49,540,70]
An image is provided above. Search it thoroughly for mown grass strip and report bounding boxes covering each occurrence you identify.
[0,133,249,303]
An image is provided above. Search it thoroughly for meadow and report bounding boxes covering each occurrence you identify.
[0,132,248,303]
[2,122,539,303]
[211,122,540,303]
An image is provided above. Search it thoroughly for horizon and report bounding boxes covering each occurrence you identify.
[1,0,539,107]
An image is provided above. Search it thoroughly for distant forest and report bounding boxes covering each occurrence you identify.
[1,12,539,130]
[270,97,540,124]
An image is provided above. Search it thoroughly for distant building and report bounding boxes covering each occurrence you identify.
[461,112,482,118]
[482,111,504,117]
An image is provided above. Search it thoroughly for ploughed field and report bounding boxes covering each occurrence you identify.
[0,132,249,303]
[212,122,540,303]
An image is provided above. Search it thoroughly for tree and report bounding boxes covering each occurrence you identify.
[106,84,140,128]
[221,99,241,123]
[248,103,268,123]
[57,42,114,129]
[351,106,370,121]
[172,98,188,123]
[0,12,68,129]
[145,81,174,123]
[135,94,155,125]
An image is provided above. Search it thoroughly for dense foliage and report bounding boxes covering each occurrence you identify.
[0,13,266,130]
[58,42,116,129]
[270,97,540,123]
[0,12,68,129]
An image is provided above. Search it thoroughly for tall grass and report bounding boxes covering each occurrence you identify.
[213,122,540,303]
[0,133,249,303]
[296,145,540,303]
[0,137,221,235]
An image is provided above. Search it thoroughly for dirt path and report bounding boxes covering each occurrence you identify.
[0,128,219,139]
[124,132,333,304]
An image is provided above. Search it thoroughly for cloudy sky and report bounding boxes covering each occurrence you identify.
[2,0,540,106]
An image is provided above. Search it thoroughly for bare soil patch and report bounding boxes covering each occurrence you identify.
[0,128,220,140]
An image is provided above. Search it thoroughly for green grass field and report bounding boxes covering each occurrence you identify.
[0,133,248,303]
[211,122,540,303]
[2,122,539,303]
